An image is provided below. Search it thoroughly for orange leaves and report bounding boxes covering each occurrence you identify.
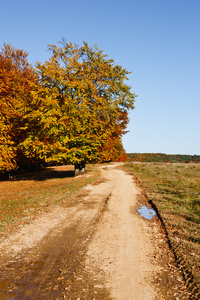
[0,44,37,172]
[0,41,136,171]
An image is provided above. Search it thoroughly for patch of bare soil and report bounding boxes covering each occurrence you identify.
[0,164,192,299]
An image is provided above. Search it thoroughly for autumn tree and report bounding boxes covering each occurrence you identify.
[0,41,136,172]
[0,44,37,172]
[20,41,136,166]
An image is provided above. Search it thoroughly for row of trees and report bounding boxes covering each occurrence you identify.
[128,153,200,163]
[0,41,136,172]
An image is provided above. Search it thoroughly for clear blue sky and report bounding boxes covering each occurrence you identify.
[1,0,199,155]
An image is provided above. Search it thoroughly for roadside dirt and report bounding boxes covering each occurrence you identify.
[0,164,190,299]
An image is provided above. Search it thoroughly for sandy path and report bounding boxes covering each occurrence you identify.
[0,164,158,299]
[85,165,158,299]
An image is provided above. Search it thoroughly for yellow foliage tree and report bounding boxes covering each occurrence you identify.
[20,41,136,165]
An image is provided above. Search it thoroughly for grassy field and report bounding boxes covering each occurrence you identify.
[120,162,200,288]
[0,164,101,238]
[1,161,199,293]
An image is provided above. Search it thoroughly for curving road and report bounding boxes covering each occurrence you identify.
[0,164,158,299]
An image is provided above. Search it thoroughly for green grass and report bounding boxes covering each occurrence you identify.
[0,164,101,237]
[120,162,200,281]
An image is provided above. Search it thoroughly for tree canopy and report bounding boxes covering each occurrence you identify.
[0,41,136,172]
[0,44,37,171]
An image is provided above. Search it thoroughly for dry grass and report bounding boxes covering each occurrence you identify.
[120,162,200,285]
[0,164,101,237]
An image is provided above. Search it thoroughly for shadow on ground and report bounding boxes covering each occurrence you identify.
[0,166,76,182]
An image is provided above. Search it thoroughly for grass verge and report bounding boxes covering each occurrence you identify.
[120,162,200,295]
[0,164,101,238]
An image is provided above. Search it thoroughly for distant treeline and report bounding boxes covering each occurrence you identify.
[127,153,200,163]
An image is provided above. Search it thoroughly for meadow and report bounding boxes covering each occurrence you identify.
[0,165,101,238]
[1,161,199,294]
[121,162,200,290]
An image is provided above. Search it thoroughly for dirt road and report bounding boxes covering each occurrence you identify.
[0,164,159,299]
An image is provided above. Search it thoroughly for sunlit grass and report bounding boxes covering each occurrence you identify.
[120,162,200,280]
[0,164,101,237]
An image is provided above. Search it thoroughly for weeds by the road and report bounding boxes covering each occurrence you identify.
[0,165,101,237]
[120,162,200,287]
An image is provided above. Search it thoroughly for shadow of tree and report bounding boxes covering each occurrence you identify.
[0,166,76,181]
